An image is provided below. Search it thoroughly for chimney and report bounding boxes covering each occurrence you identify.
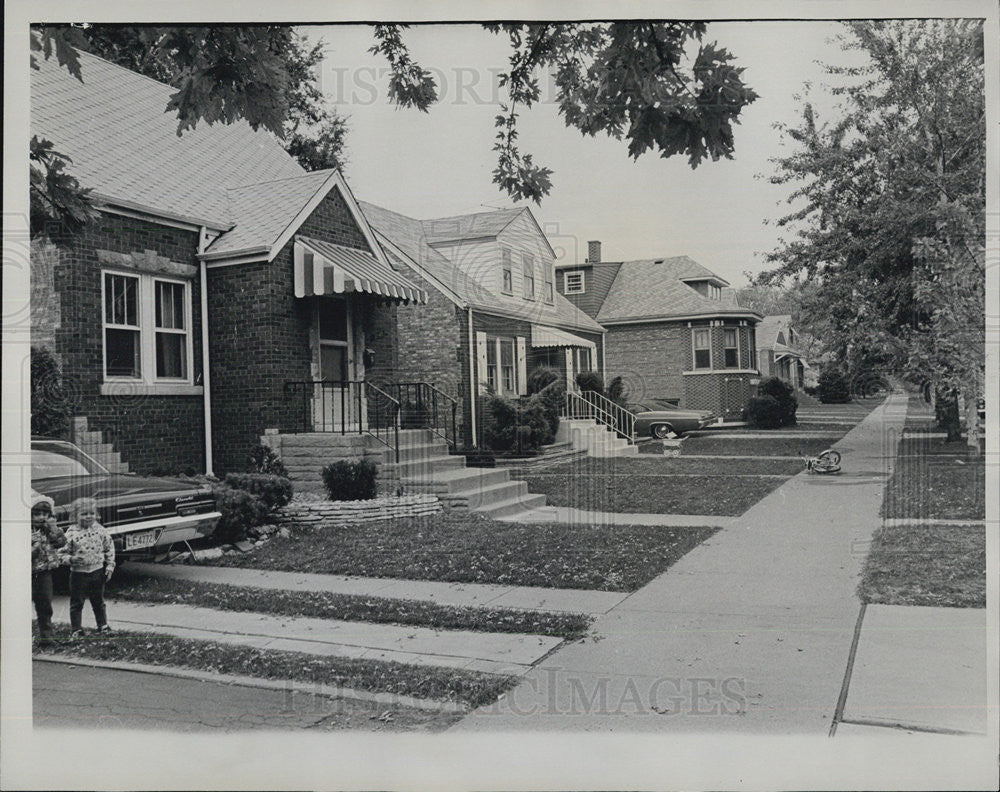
[587,240,602,264]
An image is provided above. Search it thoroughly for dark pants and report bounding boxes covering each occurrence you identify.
[32,570,55,639]
[69,569,107,631]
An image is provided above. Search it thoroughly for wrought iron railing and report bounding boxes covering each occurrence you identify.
[383,381,459,449]
[283,380,400,461]
[563,389,636,443]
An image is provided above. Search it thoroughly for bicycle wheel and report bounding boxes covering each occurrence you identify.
[818,449,841,465]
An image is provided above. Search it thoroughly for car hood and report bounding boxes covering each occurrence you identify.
[639,409,714,420]
[32,473,211,507]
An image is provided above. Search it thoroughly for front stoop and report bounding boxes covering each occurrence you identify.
[556,418,639,458]
[265,428,547,518]
[71,416,130,473]
[381,430,547,518]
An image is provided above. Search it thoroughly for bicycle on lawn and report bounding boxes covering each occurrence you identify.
[802,448,842,474]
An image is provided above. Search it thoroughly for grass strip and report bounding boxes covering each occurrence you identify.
[681,437,836,457]
[210,514,720,592]
[858,523,985,608]
[110,572,592,639]
[883,436,985,520]
[531,456,803,476]
[35,625,517,708]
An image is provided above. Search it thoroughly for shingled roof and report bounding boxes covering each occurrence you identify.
[421,208,525,245]
[360,202,604,334]
[596,256,761,324]
[31,48,305,229]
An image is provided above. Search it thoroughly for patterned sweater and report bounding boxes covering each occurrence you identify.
[32,519,67,572]
[65,523,116,574]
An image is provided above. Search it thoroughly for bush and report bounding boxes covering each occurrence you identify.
[248,444,287,477]
[482,395,521,452]
[321,460,378,502]
[575,370,604,394]
[31,346,70,438]
[213,485,268,544]
[536,380,565,440]
[526,366,560,395]
[818,367,852,403]
[744,395,784,429]
[522,395,555,446]
[482,394,552,453]
[224,473,293,511]
[606,375,630,408]
[754,376,797,427]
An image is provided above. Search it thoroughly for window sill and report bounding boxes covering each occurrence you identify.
[682,369,759,376]
[101,382,204,396]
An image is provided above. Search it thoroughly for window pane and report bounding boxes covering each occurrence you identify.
[319,302,348,341]
[546,281,553,301]
[500,339,514,366]
[320,345,346,382]
[105,273,138,326]
[155,281,186,330]
[694,349,710,369]
[503,270,513,292]
[694,329,710,348]
[155,332,187,379]
[106,328,140,377]
[724,328,737,346]
[725,349,739,367]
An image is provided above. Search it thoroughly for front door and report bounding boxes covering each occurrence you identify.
[313,299,362,431]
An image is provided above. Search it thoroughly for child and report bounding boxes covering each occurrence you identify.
[31,490,67,647]
[64,497,115,638]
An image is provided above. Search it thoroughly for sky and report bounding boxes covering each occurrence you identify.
[301,21,863,287]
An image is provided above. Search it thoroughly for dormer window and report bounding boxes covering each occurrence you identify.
[564,270,585,294]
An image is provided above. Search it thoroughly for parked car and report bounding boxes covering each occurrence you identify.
[629,402,716,439]
[31,438,220,557]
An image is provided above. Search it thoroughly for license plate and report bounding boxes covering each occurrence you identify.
[124,530,157,550]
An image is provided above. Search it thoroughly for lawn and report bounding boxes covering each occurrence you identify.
[883,437,985,520]
[109,570,592,639]
[681,436,837,458]
[209,513,719,592]
[35,625,516,709]
[858,523,986,608]
[516,456,795,516]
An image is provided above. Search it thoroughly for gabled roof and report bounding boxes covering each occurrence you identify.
[596,257,762,324]
[31,48,304,229]
[421,208,524,244]
[360,201,604,334]
[756,315,794,349]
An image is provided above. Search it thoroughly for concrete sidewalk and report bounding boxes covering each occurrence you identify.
[125,563,628,616]
[500,506,734,528]
[49,596,561,677]
[455,392,910,733]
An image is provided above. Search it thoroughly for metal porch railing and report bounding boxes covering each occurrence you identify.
[563,389,636,444]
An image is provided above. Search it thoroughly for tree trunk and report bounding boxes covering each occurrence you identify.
[935,387,962,442]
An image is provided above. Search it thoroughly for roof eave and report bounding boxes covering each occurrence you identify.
[598,309,763,325]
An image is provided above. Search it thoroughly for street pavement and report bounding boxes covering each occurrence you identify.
[453,392,912,733]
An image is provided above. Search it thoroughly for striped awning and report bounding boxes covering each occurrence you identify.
[530,325,597,351]
[293,236,426,303]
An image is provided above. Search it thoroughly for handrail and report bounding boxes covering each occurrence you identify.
[364,382,400,463]
[384,381,459,450]
[564,389,636,444]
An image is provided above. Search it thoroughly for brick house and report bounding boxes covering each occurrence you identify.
[358,203,606,446]
[556,242,762,419]
[30,49,427,476]
[755,315,810,389]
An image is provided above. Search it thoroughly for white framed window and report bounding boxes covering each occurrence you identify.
[501,247,513,294]
[563,270,585,294]
[103,270,193,384]
[723,327,739,368]
[522,253,535,299]
[692,327,712,369]
[486,338,498,390]
[500,338,516,392]
[544,266,554,303]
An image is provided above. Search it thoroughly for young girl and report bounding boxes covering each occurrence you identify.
[65,497,115,637]
[31,490,66,647]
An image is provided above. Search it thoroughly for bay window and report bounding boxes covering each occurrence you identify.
[723,328,739,368]
[692,327,711,369]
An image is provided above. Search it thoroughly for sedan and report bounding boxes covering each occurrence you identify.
[31,438,220,557]
[629,402,716,439]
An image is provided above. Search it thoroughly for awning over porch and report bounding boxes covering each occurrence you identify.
[773,342,803,362]
[530,325,597,351]
[293,236,426,303]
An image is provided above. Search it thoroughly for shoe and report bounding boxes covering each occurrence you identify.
[96,624,112,634]
[69,629,84,641]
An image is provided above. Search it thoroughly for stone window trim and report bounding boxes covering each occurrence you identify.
[101,268,195,388]
[563,270,585,294]
[100,382,204,396]
[500,246,513,295]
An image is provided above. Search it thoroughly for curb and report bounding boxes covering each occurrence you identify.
[32,654,468,713]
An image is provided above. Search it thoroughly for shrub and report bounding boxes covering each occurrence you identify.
[744,395,784,429]
[482,394,552,453]
[213,485,268,544]
[321,460,378,502]
[31,346,70,438]
[537,380,565,440]
[606,375,629,408]
[575,370,604,395]
[522,395,555,446]
[818,367,852,403]
[755,376,797,426]
[526,366,560,395]
[224,473,293,511]
[482,395,521,452]
[248,444,288,477]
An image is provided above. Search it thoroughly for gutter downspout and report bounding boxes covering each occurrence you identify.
[198,227,214,475]
[467,307,477,447]
[601,329,607,383]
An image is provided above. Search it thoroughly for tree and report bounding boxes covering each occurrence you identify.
[761,20,985,443]
[31,22,757,233]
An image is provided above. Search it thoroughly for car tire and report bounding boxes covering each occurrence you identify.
[652,423,675,440]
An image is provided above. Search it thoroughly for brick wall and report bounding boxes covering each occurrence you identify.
[32,214,207,474]
[604,321,689,404]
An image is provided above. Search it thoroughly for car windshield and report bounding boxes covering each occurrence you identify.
[32,444,108,479]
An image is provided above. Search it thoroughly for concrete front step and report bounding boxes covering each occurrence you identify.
[403,466,511,494]
[383,441,452,464]
[440,479,529,511]
[382,454,465,479]
[472,492,547,518]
